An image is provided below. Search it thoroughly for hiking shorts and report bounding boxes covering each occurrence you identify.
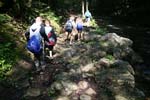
[65,28,72,33]
[45,44,53,50]
[77,26,83,32]
[86,17,90,22]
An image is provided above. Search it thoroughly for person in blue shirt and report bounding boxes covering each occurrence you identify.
[75,16,84,41]
[25,17,49,71]
[64,16,77,45]
[84,10,92,26]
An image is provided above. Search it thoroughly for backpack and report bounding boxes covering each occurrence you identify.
[85,11,91,18]
[45,26,57,46]
[65,20,73,30]
[47,32,56,46]
[27,35,42,54]
[27,23,42,54]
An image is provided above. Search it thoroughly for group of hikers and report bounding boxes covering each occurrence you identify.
[25,17,57,71]
[25,10,92,72]
[64,10,92,44]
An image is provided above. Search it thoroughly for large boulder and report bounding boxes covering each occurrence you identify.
[101,33,133,47]
[95,60,145,100]
[47,32,144,100]
[84,32,101,41]
[100,33,143,64]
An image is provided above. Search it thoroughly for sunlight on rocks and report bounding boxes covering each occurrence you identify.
[81,63,96,72]
[115,95,128,100]
[78,81,89,90]
[56,96,70,100]
[25,88,41,97]
[85,88,96,95]
[80,94,92,100]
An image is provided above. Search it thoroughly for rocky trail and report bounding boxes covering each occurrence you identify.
[2,26,146,100]
[24,27,101,100]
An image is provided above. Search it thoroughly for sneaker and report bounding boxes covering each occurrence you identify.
[69,42,72,45]
[34,60,41,71]
[41,64,46,70]
[49,51,53,58]
[34,60,40,67]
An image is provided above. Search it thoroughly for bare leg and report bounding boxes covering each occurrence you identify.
[65,32,69,40]
[78,31,81,41]
[70,33,73,44]
[34,54,41,71]
[81,32,84,40]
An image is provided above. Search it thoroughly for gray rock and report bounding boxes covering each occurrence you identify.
[54,82,63,90]
[84,32,100,41]
[61,81,78,91]
[115,95,128,100]
[80,94,92,100]
[85,88,96,95]
[81,63,95,72]
[63,48,77,58]
[113,60,135,75]
[61,88,73,96]
[98,51,107,58]
[17,60,33,70]
[25,88,41,97]
[56,96,70,100]
[19,78,30,88]
[99,58,113,67]
[101,33,133,47]
[71,96,79,100]
[78,81,89,90]
[113,46,133,59]
[51,81,78,96]
[100,33,135,60]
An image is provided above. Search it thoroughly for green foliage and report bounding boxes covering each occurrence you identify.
[0,14,12,23]
[0,1,3,7]
[20,1,61,33]
[88,41,96,45]
[95,27,107,35]
[90,19,98,27]
[48,88,57,97]
[40,9,61,33]
[105,55,115,61]
[53,0,81,12]
[0,41,18,81]
[87,19,108,35]
[88,19,108,35]
[0,23,20,82]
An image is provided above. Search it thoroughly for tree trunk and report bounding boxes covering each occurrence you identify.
[82,0,85,17]
[86,0,89,11]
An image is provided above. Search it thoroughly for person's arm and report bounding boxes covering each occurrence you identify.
[72,21,78,33]
[25,27,30,41]
[51,28,57,42]
[40,25,49,42]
